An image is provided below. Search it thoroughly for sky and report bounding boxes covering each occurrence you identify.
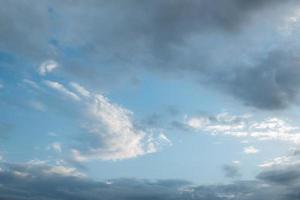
[2,0,300,199]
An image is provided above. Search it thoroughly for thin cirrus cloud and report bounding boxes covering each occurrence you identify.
[44,80,81,101]
[185,112,300,144]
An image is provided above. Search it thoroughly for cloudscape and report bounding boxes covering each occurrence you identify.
[2,0,300,199]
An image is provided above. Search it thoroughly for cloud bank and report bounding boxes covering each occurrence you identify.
[1,0,300,109]
[1,160,300,200]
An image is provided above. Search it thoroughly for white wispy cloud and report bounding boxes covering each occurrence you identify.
[43,165,81,177]
[259,148,300,168]
[41,78,169,161]
[185,112,300,144]
[44,80,80,101]
[71,91,170,161]
[38,60,59,76]
[70,82,90,97]
[259,156,292,168]
[243,146,259,154]
[19,160,85,177]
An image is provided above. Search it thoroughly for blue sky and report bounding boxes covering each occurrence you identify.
[2,1,300,199]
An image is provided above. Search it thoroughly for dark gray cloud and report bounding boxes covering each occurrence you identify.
[1,161,300,200]
[1,0,300,109]
[218,50,300,110]
[257,165,300,185]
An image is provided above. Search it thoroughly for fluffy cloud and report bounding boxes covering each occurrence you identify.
[1,160,300,200]
[185,112,300,144]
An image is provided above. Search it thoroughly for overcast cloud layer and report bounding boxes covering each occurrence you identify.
[1,0,300,109]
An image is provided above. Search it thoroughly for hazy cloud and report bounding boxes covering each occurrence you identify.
[243,146,259,154]
[222,163,241,178]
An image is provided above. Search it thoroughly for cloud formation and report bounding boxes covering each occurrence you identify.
[185,112,300,144]
[44,80,80,101]
[243,146,259,154]
[1,160,300,200]
[38,60,59,76]
[38,73,170,161]
[222,162,241,178]
[1,0,300,109]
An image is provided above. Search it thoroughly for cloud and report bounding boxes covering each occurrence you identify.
[69,82,90,97]
[47,142,62,153]
[40,76,170,161]
[2,0,300,110]
[44,80,80,101]
[38,60,59,76]
[2,160,300,200]
[259,149,300,168]
[219,50,300,110]
[257,164,300,186]
[259,156,295,168]
[1,160,85,179]
[243,146,259,154]
[70,89,170,161]
[0,161,190,200]
[185,112,300,144]
[222,162,241,178]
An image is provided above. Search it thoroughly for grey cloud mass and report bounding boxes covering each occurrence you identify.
[1,0,300,109]
[1,161,300,200]
[220,50,300,109]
